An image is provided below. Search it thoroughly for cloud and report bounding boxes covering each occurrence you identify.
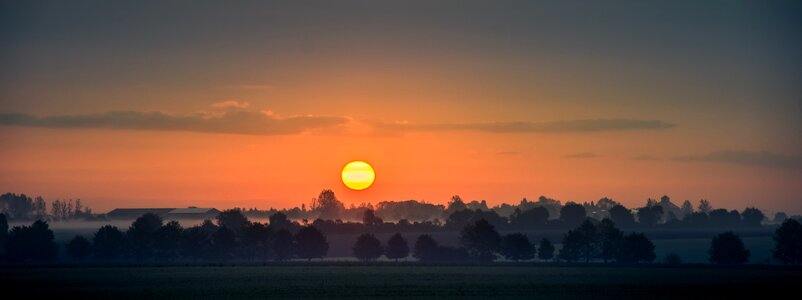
[219,84,273,90]
[210,100,250,109]
[0,110,349,135]
[674,150,802,169]
[632,155,660,161]
[564,152,598,158]
[374,118,675,133]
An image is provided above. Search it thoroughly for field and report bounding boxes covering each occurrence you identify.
[1,264,799,299]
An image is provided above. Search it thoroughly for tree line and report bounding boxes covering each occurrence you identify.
[1,211,801,265]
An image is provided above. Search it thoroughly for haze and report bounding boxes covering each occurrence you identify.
[1,1,800,213]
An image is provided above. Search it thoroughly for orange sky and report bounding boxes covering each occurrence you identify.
[1,1,801,214]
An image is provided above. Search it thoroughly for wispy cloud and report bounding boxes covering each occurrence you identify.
[0,110,349,135]
[219,84,273,90]
[674,150,802,169]
[374,118,675,133]
[210,100,250,109]
[564,152,598,158]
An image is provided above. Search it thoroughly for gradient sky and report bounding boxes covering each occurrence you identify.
[1,1,801,214]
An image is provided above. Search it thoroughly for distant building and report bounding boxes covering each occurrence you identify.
[105,207,220,220]
[167,207,221,220]
[106,208,176,220]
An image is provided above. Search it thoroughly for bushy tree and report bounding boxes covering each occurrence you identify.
[500,233,535,261]
[93,225,125,260]
[353,233,383,261]
[741,207,765,227]
[153,221,183,261]
[295,226,328,260]
[598,219,624,263]
[0,213,7,255]
[413,234,439,262]
[773,219,802,265]
[617,233,656,263]
[637,205,663,227]
[559,220,599,263]
[242,222,273,261]
[560,202,586,228]
[460,219,501,261]
[209,226,238,260]
[538,238,554,261]
[362,209,383,227]
[66,235,92,260]
[311,189,345,220]
[385,233,409,261]
[608,205,635,228]
[216,209,249,233]
[180,225,210,260]
[268,212,296,233]
[272,229,294,261]
[126,213,163,259]
[4,220,58,262]
[709,232,750,265]
[510,207,549,229]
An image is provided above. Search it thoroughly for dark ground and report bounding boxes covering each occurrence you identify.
[1,263,800,299]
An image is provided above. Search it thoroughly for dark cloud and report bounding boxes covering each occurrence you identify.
[674,150,802,169]
[564,152,598,158]
[0,111,349,135]
[375,118,675,133]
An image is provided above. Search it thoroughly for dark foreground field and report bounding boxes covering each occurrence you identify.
[2,264,800,299]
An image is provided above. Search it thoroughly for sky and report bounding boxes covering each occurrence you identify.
[1,1,801,214]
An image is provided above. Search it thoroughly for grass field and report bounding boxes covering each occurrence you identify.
[2,265,799,299]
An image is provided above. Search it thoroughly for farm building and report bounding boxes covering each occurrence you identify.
[167,207,221,220]
[105,207,220,220]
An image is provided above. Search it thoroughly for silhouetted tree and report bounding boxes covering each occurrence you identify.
[0,213,7,255]
[709,232,750,265]
[216,209,249,233]
[268,212,296,233]
[510,206,549,229]
[180,225,210,260]
[560,202,586,228]
[709,209,741,228]
[445,195,468,215]
[242,222,273,261]
[598,219,624,263]
[698,199,712,214]
[126,213,163,259]
[608,205,635,228]
[772,219,802,265]
[311,189,345,220]
[538,238,554,261]
[559,220,600,263]
[617,233,656,263]
[413,234,439,262]
[741,207,765,227]
[362,209,383,227]
[501,233,535,261]
[385,233,409,261]
[637,205,663,227]
[460,219,502,261]
[295,226,328,260]
[93,225,124,260]
[209,226,238,260]
[272,229,294,261]
[66,235,92,261]
[4,220,58,262]
[353,233,383,261]
[153,221,183,261]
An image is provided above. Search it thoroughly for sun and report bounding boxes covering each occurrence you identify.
[341,161,375,190]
